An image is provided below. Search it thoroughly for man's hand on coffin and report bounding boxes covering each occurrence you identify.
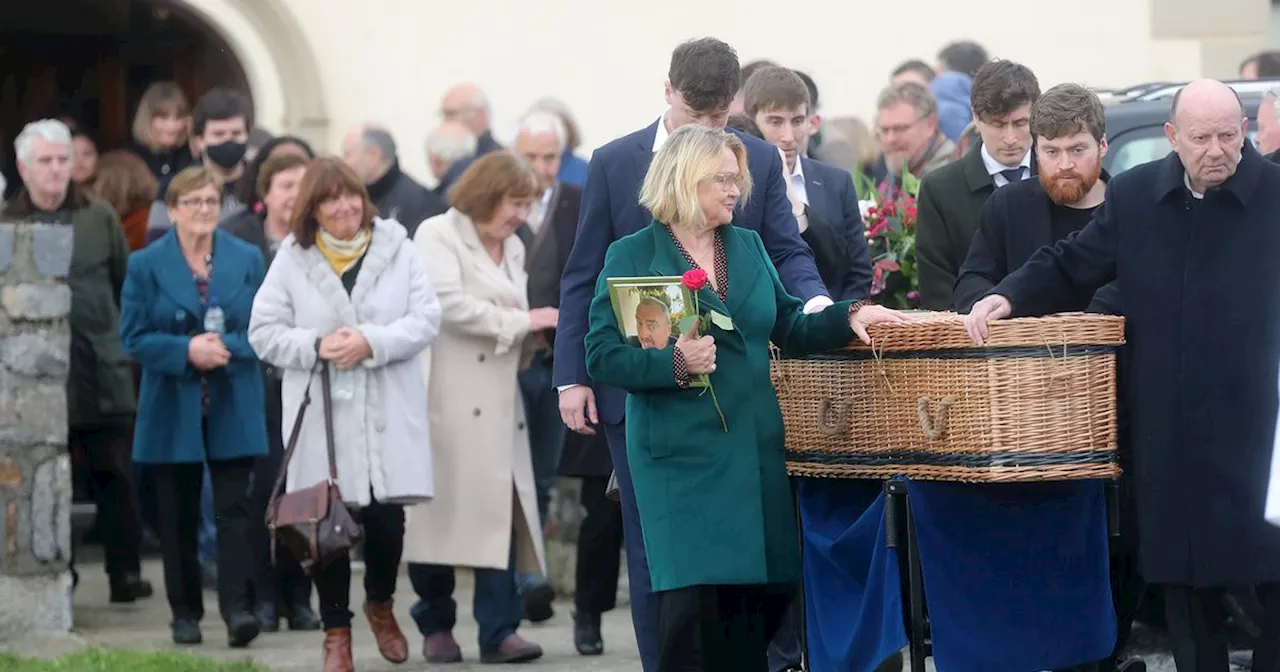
[964,294,1013,345]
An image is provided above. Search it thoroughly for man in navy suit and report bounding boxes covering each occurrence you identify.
[744,66,872,302]
[554,37,831,671]
[744,66,887,672]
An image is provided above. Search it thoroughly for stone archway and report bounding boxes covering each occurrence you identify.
[175,0,330,150]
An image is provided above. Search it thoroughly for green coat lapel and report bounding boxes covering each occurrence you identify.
[644,222,731,320]
[721,225,762,317]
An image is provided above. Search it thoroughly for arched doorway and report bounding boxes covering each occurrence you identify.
[0,0,328,199]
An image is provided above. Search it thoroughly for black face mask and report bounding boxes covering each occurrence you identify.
[204,141,247,169]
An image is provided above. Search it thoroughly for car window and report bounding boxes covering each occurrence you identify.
[1106,127,1169,175]
[1106,125,1260,176]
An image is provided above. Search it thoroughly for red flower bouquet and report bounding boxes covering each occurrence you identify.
[855,167,922,310]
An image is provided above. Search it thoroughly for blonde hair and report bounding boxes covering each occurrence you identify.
[132,81,190,151]
[639,125,752,230]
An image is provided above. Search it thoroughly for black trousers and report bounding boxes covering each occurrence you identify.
[247,453,311,612]
[1163,582,1280,672]
[69,424,142,577]
[154,457,256,623]
[312,500,404,629]
[656,583,792,672]
[247,373,311,612]
[575,475,624,615]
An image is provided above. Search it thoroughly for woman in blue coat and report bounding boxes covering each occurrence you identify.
[120,166,268,648]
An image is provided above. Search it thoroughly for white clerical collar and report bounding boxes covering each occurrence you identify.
[980,144,1032,176]
[1183,173,1204,200]
[1183,152,1243,199]
[652,112,671,153]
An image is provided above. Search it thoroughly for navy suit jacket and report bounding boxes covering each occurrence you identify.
[554,119,828,424]
[798,157,873,301]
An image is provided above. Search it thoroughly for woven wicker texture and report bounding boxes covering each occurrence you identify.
[774,312,1126,483]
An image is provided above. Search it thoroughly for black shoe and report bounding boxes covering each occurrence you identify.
[172,618,202,645]
[108,573,154,603]
[256,603,280,633]
[227,612,260,648]
[1119,658,1148,672]
[523,582,555,623]
[572,611,603,656]
[286,603,321,631]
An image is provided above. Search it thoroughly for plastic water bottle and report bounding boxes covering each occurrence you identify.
[331,370,355,401]
[203,298,226,334]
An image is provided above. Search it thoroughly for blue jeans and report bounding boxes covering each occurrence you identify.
[197,466,216,564]
[408,531,523,650]
[515,352,564,594]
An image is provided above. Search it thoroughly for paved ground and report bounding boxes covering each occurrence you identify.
[63,559,642,671]
[13,557,1256,672]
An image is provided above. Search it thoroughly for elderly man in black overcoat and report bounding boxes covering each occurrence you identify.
[966,79,1280,672]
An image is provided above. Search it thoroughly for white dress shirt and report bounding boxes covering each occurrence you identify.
[981,144,1033,188]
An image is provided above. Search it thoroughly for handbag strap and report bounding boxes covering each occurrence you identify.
[267,341,328,506]
[318,353,339,482]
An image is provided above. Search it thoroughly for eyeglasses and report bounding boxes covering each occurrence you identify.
[708,172,744,191]
[178,197,220,210]
[876,116,927,137]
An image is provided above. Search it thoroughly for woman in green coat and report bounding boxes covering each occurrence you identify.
[584,125,905,671]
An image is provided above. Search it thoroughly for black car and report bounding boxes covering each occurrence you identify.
[1101,79,1276,175]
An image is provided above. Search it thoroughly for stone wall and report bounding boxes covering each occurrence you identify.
[0,222,75,640]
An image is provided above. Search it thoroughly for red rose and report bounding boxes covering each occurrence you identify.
[682,269,708,291]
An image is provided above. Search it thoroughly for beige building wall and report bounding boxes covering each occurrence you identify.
[185,0,1270,186]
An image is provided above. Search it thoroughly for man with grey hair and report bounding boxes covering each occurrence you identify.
[341,122,445,238]
[440,83,503,155]
[7,119,151,604]
[508,108,586,634]
[1257,86,1280,161]
[426,120,479,198]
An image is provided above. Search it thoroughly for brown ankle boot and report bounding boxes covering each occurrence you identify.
[363,600,409,663]
[322,628,354,672]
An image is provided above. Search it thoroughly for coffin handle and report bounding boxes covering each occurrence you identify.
[816,398,850,437]
[917,395,956,440]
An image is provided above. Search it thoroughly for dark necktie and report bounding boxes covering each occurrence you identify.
[998,167,1025,185]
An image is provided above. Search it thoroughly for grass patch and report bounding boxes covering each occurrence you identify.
[0,649,265,671]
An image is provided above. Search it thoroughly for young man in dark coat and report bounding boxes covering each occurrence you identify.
[956,84,1143,672]
[967,79,1280,672]
[915,60,1040,310]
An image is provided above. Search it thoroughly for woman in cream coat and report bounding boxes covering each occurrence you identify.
[402,152,558,664]
[248,158,440,672]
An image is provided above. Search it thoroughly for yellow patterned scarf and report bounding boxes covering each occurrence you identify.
[315,228,370,276]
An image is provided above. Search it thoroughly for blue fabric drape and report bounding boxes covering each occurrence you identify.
[799,478,908,672]
[904,479,1116,671]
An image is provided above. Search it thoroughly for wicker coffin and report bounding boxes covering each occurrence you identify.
[772,312,1126,483]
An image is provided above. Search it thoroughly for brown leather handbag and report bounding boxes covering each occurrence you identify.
[265,357,362,574]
